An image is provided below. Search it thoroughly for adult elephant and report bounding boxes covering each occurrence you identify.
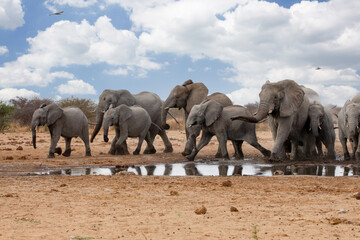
[161,79,232,155]
[232,79,310,161]
[91,89,173,154]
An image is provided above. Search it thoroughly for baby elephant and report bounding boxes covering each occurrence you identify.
[31,103,91,158]
[185,100,270,161]
[103,104,156,155]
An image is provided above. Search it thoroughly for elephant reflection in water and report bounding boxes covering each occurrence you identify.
[134,164,173,176]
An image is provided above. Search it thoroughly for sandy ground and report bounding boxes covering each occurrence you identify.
[0,128,360,239]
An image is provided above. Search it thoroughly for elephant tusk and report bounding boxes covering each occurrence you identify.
[88,122,97,125]
[164,107,170,110]
[167,111,179,125]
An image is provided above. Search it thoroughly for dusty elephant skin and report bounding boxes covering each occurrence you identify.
[0,130,360,239]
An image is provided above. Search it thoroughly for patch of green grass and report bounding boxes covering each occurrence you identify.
[18,219,40,224]
[252,225,258,240]
[71,237,95,240]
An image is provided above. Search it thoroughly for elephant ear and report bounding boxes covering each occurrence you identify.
[46,103,63,126]
[118,90,136,106]
[279,81,305,117]
[118,105,133,124]
[185,82,209,113]
[182,79,193,86]
[204,100,223,127]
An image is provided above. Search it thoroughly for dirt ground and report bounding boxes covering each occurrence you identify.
[0,128,360,239]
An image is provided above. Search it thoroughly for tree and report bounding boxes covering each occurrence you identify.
[10,97,53,126]
[57,97,97,122]
[0,101,15,132]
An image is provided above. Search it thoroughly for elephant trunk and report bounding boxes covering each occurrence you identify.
[103,119,110,143]
[31,122,37,149]
[91,108,104,143]
[310,120,320,137]
[232,101,269,123]
[161,98,175,130]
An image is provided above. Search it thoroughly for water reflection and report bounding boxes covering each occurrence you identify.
[3,163,359,177]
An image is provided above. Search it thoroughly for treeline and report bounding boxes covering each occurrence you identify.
[0,97,97,132]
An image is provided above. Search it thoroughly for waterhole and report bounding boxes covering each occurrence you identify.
[1,160,359,177]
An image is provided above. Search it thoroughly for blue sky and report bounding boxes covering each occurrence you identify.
[0,0,359,106]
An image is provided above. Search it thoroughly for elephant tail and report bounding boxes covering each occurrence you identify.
[151,122,164,132]
[88,122,98,126]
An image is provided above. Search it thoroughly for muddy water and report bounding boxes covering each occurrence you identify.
[1,160,359,177]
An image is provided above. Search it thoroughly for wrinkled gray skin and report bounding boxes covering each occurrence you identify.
[103,105,155,155]
[161,79,232,156]
[232,80,310,161]
[185,100,271,161]
[31,103,91,158]
[338,99,360,160]
[304,103,336,159]
[91,89,172,155]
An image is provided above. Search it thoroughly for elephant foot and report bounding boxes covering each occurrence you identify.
[263,150,271,158]
[55,147,62,155]
[232,153,244,160]
[108,149,116,155]
[133,150,140,155]
[269,152,285,163]
[144,148,156,154]
[185,154,195,161]
[344,152,350,161]
[85,151,91,157]
[215,152,222,158]
[163,146,173,153]
[47,153,55,158]
[62,149,71,157]
[181,149,192,156]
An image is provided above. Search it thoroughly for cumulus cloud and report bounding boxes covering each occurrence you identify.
[0,46,8,55]
[109,0,360,105]
[0,0,24,30]
[57,79,96,95]
[44,0,98,12]
[0,88,40,102]
[0,16,161,88]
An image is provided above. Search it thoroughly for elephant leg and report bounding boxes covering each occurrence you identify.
[316,137,323,157]
[109,136,118,155]
[133,136,145,155]
[354,136,360,160]
[186,132,213,161]
[270,120,292,162]
[182,125,201,156]
[215,132,229,159]
[232,140,244,160]
[247,138,271,158]
[62,137,72,157]
[339,134,350,160]
[144,126,157,154]
[48,127,61,158]
[80,129,91,156]
[115,130,128,155]
[290,139,299,160]
[143,132,156,155]
[158,128,173,153]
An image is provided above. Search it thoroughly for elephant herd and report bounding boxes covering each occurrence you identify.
[31,79,360,162]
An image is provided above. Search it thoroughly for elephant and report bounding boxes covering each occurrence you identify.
[338,99,360,160]
[304,103,336,159]
[161,79,233,155]
[31,103,91,158]
[91,89,172,154]
[103,104,155,155]
[185,99,271,161]
[231,79,310,161]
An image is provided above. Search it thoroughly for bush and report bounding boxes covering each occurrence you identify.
[10,97,53,127]
[57,97,97,122]
[0,101,15,132]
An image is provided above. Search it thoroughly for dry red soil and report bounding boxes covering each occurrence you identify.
[0,129,359,239]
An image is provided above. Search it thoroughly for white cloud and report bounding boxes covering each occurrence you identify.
[44,0,98,12]
[0,46,8,55]
[0,88,40,102]
[0,0,24,30]
[0,16,161,88]
[105,68,128,76]
[57,79,96,95]
[227,88,260,106]
[109,0,360,106]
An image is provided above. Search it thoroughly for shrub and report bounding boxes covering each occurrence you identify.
[57,97,97,122]
[0,101,15,132]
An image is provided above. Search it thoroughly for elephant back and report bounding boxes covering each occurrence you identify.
[206,92,233,107]
[133,91,162,122]
[352,93,360,103]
